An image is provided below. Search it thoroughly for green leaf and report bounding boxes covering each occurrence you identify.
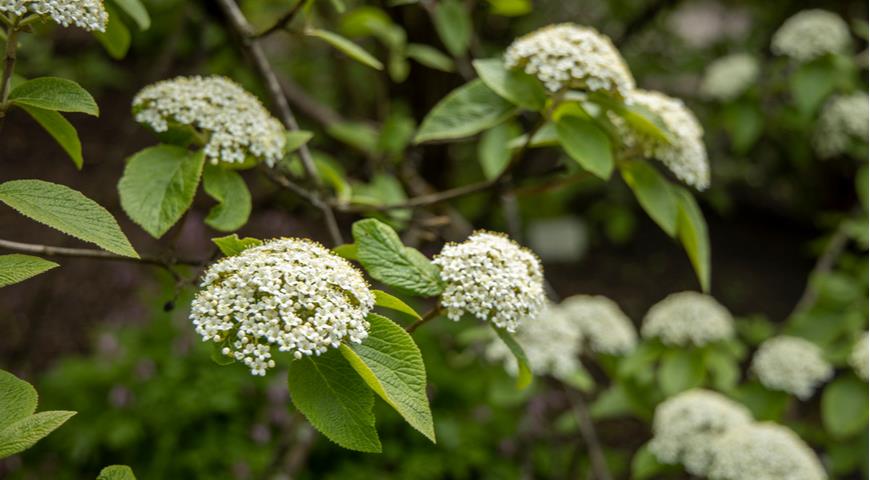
[734,381,790,421]
[0,254,59,288]
[472,58,548,110]
[333,243,358,260]
[620,160,678,237]
[632,443,669,480]
[657,349,705,396]
[352,219,443,297]
[118,145,205,239]
[0,180,138,258]
[8,77,99,116]
[821,376,869,438]
[415,79,516,143]
[790,60,838,114]
[211,234,262,257]
[97,465,137,480]
[485,0,531,16]
[326,122,379,154]
[305,28,383,71]
[0,410,76,459]
[432,0,471,57]
[555,114,614,179]
[589,384,634,420]
[109,0,150,30]
[202,165,251,232]
[674,187,711,292]
[491,325,533,390]
[0,370,37,431]
[705,349,740,392]
[340,313,435,442]
[721,102,763,154]
[287,349,381,453]
[19,105,82,169]
[94,5,131,60]
[478,121,520,179]
[285,131,313,153]
[406,44,454,72]
[372,290,421,320]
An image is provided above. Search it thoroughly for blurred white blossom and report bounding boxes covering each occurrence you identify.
[561,295,637,355]
[642,291,733,346]
[771,9,851,62]
[700,53,760,101]
[751,336,833,399]
[850,332,868,381]
[813,92,869,158]
[708,422,827,480]
[0,0,108,31]
[668,2,751,49]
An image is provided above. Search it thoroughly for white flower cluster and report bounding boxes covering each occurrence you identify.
[434,231,546,333]
[851,332,868,381]
[813,92,869,158]
[0,0,108,31]
[190,238,374,376]
[649,389,753,475]
[504,23,635,96]
[642,291,734,346]
[561,295,637,355]
[707,422,827,480]
[700,53,760,101]
[133,76,287,167]
[771,9,851,62]
[751,336,833,399]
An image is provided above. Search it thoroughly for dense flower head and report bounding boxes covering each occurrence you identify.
[615,90,710,190]
[851,332,868,381]
[771,9,851,62]
[700,53,760,101]
[504,23,635,96]
[708,422,827,480]
[751,336,833,399]
[649,389,753,476]
[642,291,733,346]
[561,295,637,355]
[813,92,869,158]
[0,0,108,31]
[133,76,287,167]
[433,231,546,332]
[189,238,374,376]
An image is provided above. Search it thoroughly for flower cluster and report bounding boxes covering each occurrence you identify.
[700,53,760,101]
[190,238,374,376]
[851,332,868,381]
[771,9,851,62]
[561,295,637,355]
[132,76,287,167]
[649,389,753,475]
[641,291,734,346]
[751,336,833,399]
[813,92,869,158]
[504,23,635,96]
[434,231,546,332]
[0,0,108,31]
[707,422,827,480]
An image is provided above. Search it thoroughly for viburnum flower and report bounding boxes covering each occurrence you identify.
[642,291,734,346]
[433,231,546,332]
[561,295,637,355]
[771,9,851,62]
[751,336,833,399]
[649,389,753,476]
[851,332,868,381]
[504,23,635,96]
[614,90,710,190]
[700,53,760,101]
[0,0,108,31]
[189,238,375,376]
[708,422,827,480]
[813,92,869,158]
[132,76,287,167]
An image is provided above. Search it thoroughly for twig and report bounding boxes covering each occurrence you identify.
[0,16,20,131]
[0,238,203,268]
[789,220,852,317]
[562,385,612,480]
[254,0,305,39]
[406,305,443,333]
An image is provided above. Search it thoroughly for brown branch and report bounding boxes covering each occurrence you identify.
[789,219,852,318]
[406,305,443,333]
[253,0,305,39]
[0,238,204,269]
[562,385,613,480]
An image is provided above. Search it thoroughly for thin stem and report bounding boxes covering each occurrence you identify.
[0,16,20,130]
[789,218,852,318]
[406,305,443,333]
[0,238,204,269]
[253,0,305,39]
[562,385,612,480]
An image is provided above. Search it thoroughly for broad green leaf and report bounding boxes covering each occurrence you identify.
[491,325,533,390]
[372,290,421,320]
[0,410,76,459]
[555,115,614,179]
[0,370,37,431]
[590,93,671,144]
[485,0,531,16]
[327,122,379,154]
[0,254,59,288]
[287,349,381,453]
[721,102,763,154]
[19,105,82,169]
[632,443,669,480]
[734,381,790,421]
[478,121,520,179]
[352,219,443,296]
[674,187,711,292]
[0,180,138,258]
[94,5,131,60]
[657,349,705,396]
[285,131,313,153]
[705,349,740,392]
[557,367,595,392]
[340,313,435,442]
[472,58,547,110]
[406,44,454,72]
[305,28,383,71]
[202,165,251,232]
[109,0,150,30]
[507,122,559,149]
[415,79,516,143]
[821,376,869,438]
[97,465,136,480]
[118,145,205,239]
[790,60,837,114]
[432,0,471,57]
[333,243,358,260]
[351,174,411,227]
[8,77,98,116]
[589,384,634,420]
[211,234,262,257]
[620,160,678,237]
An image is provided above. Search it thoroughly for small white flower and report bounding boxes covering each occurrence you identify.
[751,336,833,399]
[133,76,287,167]
[649,389,753,476]
[0,0,108,31]
[433,231,546,332]
[561,295,637,355]
[850,332,868,381]
[189,238,375,376]
[700,53,760,101]
[642,291,734,346]
[504,23,635,96]
[708,422,827,480]
[771,9,851,62]
[813,92,869,158]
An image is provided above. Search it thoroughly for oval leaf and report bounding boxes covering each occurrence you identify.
[0,254,59,288]
[415,79,516,144]
[472,58,547,110]
[620,160,678,237]
[211,234,262,257]
[202,165,252,232]
[821,376,869,439]
[674,187,711,292]
[555,114,614,179]
[110,0,150,30]
[8,77,98,116]
[19,105,83,169]
[432,0,471,57]
[372,290,421,320]
[0,370,37,431]
[305,28,383,71]
[94,5,131,60]
[492,325,533,390]
[658,349,705,396]
[0,410,76,459]
[98,465,137,480]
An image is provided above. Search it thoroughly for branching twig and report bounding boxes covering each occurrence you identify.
[562,385,613,480]
[406,305,443,333]
[0,238,204,269]
[254,0,305,39]
[789,220,852,318]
